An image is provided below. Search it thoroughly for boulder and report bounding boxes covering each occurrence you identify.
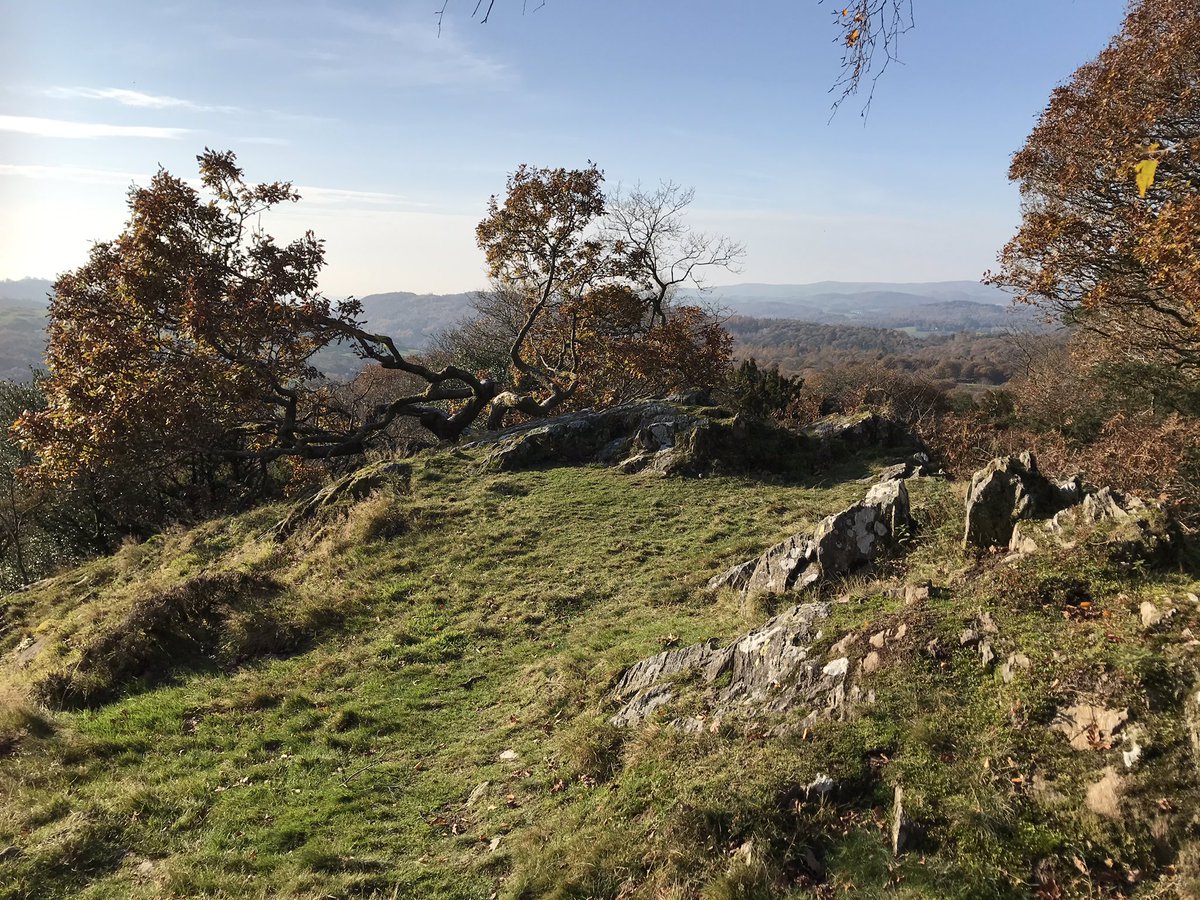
[611,602,859,729]
[710,480,913,598]
[964,452,1066,550]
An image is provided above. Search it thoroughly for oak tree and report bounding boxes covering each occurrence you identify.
[15,150,497,490]
[472,165,735,427]
[989,0,1200,384]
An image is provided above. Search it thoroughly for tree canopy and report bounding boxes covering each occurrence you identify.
[13,152,739,491]
[990,0,1200,385]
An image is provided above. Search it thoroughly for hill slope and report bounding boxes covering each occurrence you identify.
[1,414,1198,899]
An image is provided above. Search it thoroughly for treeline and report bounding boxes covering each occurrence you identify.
[726,316,1062,387]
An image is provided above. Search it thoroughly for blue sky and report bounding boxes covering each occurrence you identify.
[0,0,1128,296]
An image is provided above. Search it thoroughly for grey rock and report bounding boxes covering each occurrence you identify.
[1140,601,1163,629]
[891,786,914,856]
[710,480,913,598]
[964,452,1066,550]
[707,558,759,594]
[979,641,996,668]
[1044,486,1178,564]
[904,582,931,605]
[470,402,810,478]
[611,602,857,728]
[1122,726,1145,770]
[862,651,883,674]
[1000,653,1031,684]
[804,773,835,800]
[804,411,922,452]
[466,781,491,807]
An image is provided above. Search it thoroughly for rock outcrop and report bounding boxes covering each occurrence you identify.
[610,602,859,730]
[803,410,923,452]
[466,402,809,477]
[962,452,1072,550]
[1047,486,1179,563]
[709,479,914,598]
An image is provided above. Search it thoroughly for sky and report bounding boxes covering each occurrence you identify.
[0,0,1130,297]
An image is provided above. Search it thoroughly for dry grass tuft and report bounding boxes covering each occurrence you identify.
[0,681,55,755]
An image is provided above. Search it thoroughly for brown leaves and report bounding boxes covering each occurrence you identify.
[991,0,1200,378]
[14,150,351,483]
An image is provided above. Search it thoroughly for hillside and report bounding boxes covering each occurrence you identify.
[1,406,1197,899]
[0,281,1034,384]
[0,281,52,382]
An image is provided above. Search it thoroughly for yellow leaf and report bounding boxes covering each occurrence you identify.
[1134,158,1159,198]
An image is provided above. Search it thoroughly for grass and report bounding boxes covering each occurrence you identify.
[0,442,1197,898]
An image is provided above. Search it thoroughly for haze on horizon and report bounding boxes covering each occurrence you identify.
[0,0,1127,297]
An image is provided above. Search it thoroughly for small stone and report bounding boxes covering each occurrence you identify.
[979,641,996,668]
[1001,653,1031,684]
[1122,727,1144,770]
[869,630,888,650]
[891,785,913,856]
[862,651,883,674]
[498,749,519,762]
[136,860,155,876]
[979,612,999,634]
[959,628,980,647]
[905,582,931,605]
[830,633,858,656]
[822,657,850,678]
[467,781,491,807]
[488,836,502,852]
[1188,593,1199,604]
[1140,601,1163,628]
[804,773,835,800]
[893,623,908,641]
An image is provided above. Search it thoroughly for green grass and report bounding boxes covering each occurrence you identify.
[1,443,1198,898]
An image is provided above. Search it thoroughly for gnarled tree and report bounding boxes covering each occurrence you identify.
[14,150,496,490]
[471,166,736,427]
[606,181,744,326]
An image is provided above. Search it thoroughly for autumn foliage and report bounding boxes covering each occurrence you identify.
[472,165,737,426]
[990,0,1200,383]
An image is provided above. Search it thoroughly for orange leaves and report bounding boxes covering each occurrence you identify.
[15,150,347,481]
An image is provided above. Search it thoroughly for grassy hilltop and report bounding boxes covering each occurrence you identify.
[1,435,1199,899]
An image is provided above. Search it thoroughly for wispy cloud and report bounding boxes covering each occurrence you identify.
[0,115,190,140]
[41,86,240,114]
[238,136,291,146]
[0,163,147,184]
[296,185,429,208]
[0,162,428,210]
[299,5,511,89]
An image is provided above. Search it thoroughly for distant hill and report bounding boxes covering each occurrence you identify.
[0,278,52,305]
[0,279,1038,384]
[0,280,53,381]
[681,281,1028,332]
